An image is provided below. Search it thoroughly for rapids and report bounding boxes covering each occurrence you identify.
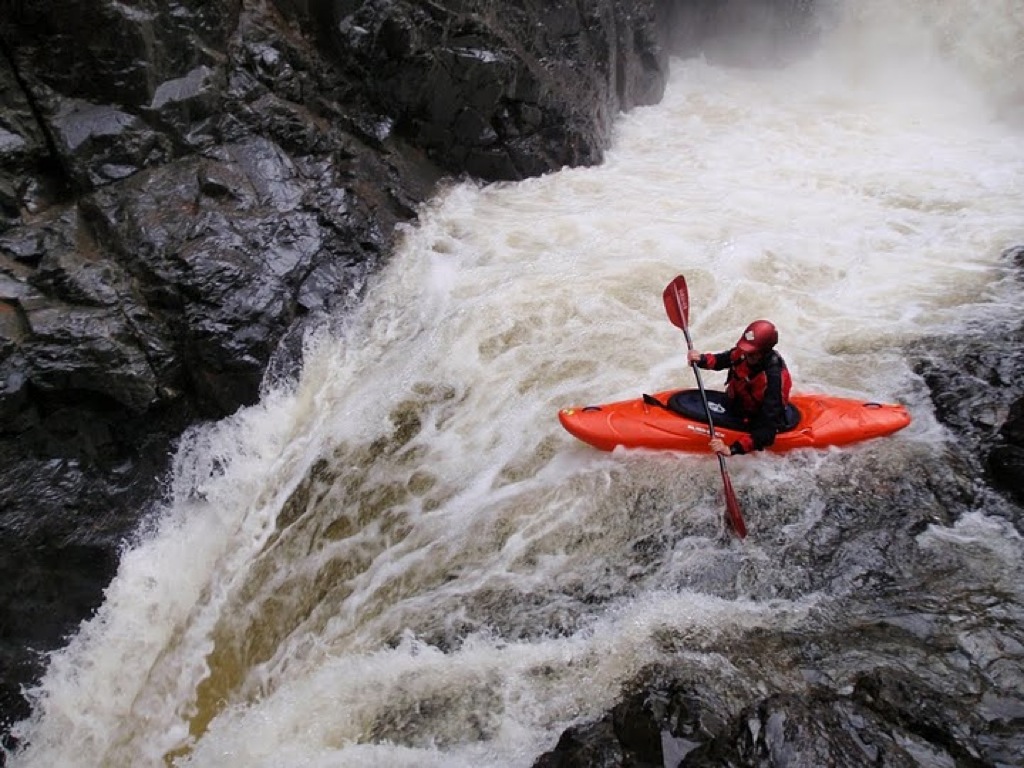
[7,1,1024,766]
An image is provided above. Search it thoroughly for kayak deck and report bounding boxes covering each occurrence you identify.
[558,389,911,453]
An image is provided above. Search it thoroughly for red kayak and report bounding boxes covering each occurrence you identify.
[558,388,911,454]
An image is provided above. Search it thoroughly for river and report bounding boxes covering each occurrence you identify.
[7,1,1024,766]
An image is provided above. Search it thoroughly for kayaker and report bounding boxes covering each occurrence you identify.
[686,319,792,457]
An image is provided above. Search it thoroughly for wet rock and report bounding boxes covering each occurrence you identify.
[534,683,735,768]
[681,687,983,768]
[282,0,671,180]
[534,691,667,768]
[0,55,53,230]
[1005,244,1024,269]
[987,396,1024,504]
[850,669,989,766]
[0,0,238,110]
[0,398,195,732]
[922,342,1024,511]
[50,99,175,189]
[534,716,626,768]
[913,244,1024,517]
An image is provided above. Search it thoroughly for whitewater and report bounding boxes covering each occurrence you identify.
[7,1,1024,766]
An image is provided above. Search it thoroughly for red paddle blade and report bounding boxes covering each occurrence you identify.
[662,275,689,330]
[720,467,747,539]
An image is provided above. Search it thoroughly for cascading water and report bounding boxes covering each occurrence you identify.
[7,1,1024,766]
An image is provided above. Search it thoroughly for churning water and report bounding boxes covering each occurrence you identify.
[8,1,1024,766]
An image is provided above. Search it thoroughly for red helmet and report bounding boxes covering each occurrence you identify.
[736,320,778,354]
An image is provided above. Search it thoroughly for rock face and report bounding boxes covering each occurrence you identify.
[913,248,1024,511]
[0,0,678,730]
[296,0,671,179]
[534,671,998,767]
[985,248,1024,505]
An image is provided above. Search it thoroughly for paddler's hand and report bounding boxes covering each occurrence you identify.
[687,350,703,364]
[709,437,732,457]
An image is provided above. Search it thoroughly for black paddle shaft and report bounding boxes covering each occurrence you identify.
[673,293,732,475]
[672,295,719,437]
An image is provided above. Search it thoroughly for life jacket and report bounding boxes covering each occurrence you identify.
[725,349,792,424]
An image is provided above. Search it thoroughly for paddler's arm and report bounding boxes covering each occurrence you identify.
[686,350,731,370]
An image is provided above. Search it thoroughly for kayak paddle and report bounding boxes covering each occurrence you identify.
[662,275,748,539]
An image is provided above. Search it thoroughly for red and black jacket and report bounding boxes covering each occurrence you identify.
[694,348,792,454]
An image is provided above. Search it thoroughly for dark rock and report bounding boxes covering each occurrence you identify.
[0,0,239,109]
[991,397,1024,505]
[1005,244,1024,269]
[50,98,176,189]
[683,691,937,767]
[533,683,735,768]
[987,394,1024,503]
[282,0,672,180]
[915,318,1024,514]
[0,395,194,731]
[851,668,989,766]
[988,444,1024,505]
[661,665,999,768]
[533,716,626,768]
[998,396,1024,445]
[913,241,1024,511]
[0,54,54,230]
